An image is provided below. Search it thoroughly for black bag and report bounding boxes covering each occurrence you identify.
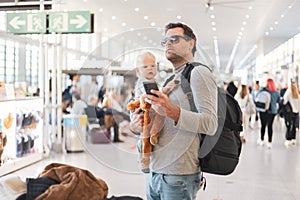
[278,99,293,119]
[165,62,243,176]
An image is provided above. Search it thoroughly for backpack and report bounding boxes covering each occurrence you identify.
[255,90,271,112]
[164,62,243,176]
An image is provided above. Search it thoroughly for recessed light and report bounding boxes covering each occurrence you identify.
[212,27,216,31]
[242,21,247,26]
[281,14,285,18]
[248,6,253,10]
[134,8,139,12]
[98,8,103,12]
[112,16,116,20]
[211,21,216,26]
[274,21,278,25]
[265,32,269,35]
[144,16,148,20]
[176,15,182,19]
[209,6,214,11]
[83,0,87,2]
[238,32,243,36]
[150,22,156,26]
[288,5,292,9]
[241,27,245,31]
[245,14,250,19]
[210,14,215,19]
[121,22,127,27]
[269,27,274,31]
[130,28,134,31]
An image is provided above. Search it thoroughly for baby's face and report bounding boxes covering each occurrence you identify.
[138,56,158,80]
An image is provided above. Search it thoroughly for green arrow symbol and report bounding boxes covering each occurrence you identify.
[70,15,87,28]
[9,16,26,29]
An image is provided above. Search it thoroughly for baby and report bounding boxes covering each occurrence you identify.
[131,51,177,173]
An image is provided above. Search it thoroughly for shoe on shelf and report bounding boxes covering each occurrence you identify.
[267,142,272,149]
[257,139,264,146]
[284,140,291,148]
[291,139,297,145]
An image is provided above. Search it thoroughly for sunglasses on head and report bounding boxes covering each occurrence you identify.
[161,35,189,46]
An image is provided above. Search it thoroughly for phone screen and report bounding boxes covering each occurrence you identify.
[143,81,159,97]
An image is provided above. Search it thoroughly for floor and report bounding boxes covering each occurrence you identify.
[1,116,300,200]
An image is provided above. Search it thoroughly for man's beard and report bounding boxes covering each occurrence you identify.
[166,52,186,64]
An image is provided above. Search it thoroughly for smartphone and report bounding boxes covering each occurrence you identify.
[143,81,159,97]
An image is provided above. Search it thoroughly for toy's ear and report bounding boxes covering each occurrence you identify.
[127,99,140,111]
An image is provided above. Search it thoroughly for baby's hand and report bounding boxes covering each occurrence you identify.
[162,80,180,94]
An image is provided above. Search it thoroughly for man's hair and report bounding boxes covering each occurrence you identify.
[165,22,197,55]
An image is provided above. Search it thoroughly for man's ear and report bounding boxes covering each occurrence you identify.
[189,39,195,52]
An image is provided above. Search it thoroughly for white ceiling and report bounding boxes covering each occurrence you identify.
[57,0,300,73]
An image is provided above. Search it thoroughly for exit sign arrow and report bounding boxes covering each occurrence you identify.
[70,15,87,28]
[9,16,25,29]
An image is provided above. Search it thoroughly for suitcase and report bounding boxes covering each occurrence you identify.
[90,127,110,144]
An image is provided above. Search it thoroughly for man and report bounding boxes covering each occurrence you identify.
[129,22,218,200]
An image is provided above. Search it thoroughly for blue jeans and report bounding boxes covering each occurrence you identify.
[146,172,201,200]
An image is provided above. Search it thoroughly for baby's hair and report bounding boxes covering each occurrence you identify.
[135,51,156,68]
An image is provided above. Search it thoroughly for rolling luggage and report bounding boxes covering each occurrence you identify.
[90,127,110,144]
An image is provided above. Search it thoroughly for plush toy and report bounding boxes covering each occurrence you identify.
[127,95,164,171]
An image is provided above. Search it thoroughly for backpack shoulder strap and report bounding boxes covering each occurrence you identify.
[181,62,210,112]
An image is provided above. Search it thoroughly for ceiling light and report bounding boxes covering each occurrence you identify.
[83,0,87,2]
[245,14,250,19]
[265,32,269,35]
[176,15,182,19]
[274,21,278,25]
[144,16,148,20]
[237,45,257,68]
[269,27,274,31]
[248,6,253,10]
[241,27,245,31]
[103,28,108,32]
[150,22,156,26]
[210,14,215,19]
[134,8,139,12]
[112,16,116,20]
[130,28,134,31]
[211,21,216,26]
[209,6,214,11]
[238,32,243,36]
[212,27,216,31]
[288,5,292,9]
[98,8,103,12]
[281,14,285,18]
[121,22,127,27]
[242,21,247,26]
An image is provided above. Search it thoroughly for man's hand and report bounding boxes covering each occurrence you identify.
[144,90,180,123]
[129,108,144,134]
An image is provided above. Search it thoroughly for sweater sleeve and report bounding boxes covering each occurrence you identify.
[175,66,218,135]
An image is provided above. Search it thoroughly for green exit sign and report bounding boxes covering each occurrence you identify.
[49,11,91,33]
[7,12,46,34]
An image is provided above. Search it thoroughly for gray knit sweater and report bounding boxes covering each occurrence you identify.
[150,63,218,175]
